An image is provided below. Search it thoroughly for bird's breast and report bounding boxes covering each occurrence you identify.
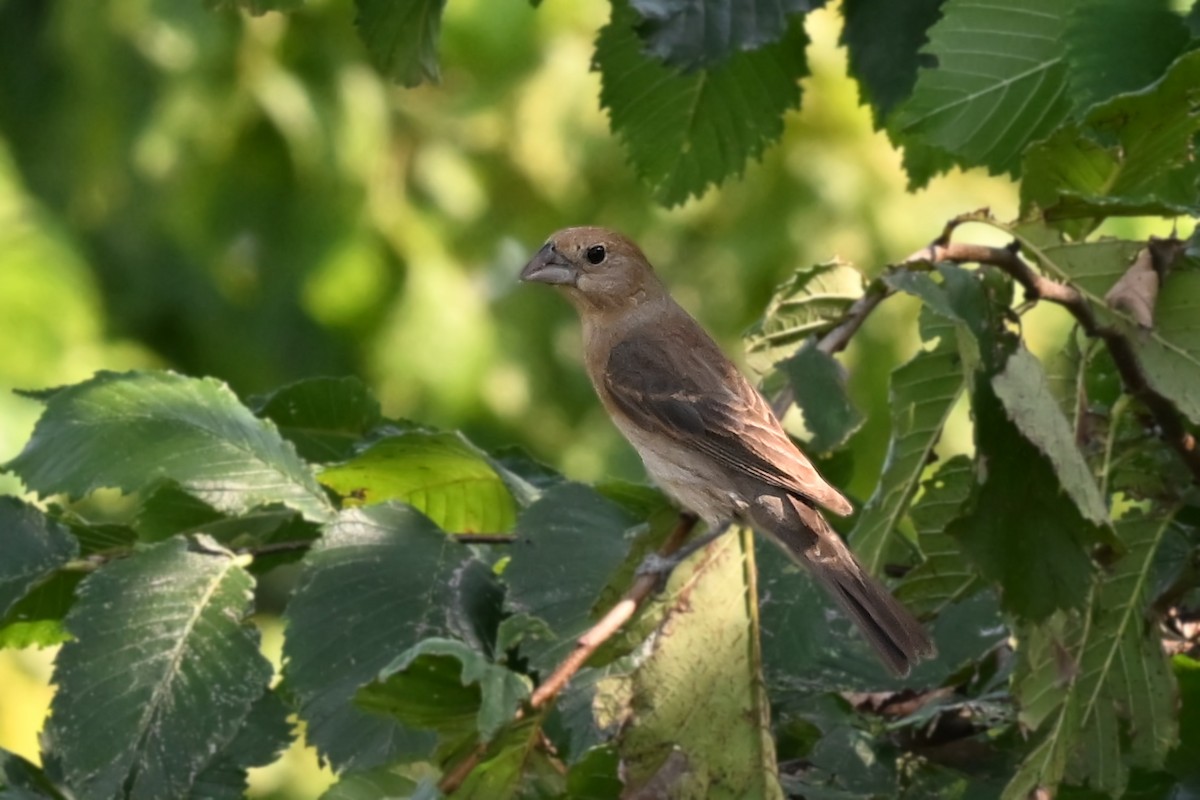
[607,413,736,527]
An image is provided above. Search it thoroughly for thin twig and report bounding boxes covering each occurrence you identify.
[437,513,700,794]
[911,218,1200,484]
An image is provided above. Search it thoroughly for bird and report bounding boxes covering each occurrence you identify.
[519,226,935,676]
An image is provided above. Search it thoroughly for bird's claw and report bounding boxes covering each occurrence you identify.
[635,552,681,593]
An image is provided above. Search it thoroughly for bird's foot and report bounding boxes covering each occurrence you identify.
[634,522,734,593]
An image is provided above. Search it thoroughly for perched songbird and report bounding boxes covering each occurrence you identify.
[520,226,935,675]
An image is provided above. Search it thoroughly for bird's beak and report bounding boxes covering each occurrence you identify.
[520,243,577,286]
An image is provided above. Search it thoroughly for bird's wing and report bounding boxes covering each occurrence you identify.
[603,329,853,516]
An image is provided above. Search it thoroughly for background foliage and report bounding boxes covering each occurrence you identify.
[0,0,1197,798]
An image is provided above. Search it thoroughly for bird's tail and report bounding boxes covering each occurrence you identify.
[756,497,936,676]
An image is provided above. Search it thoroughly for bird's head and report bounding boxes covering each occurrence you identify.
[520,227,663,312]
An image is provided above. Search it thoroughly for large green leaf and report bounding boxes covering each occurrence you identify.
[606,530,784,799]
[952,381,1100,622]
[282,504,467,771]
[848,309,966,575]
[5,371,333,523]
[357,637,529,744]
[840,0,946,127]
[889,0,1072,182]
[596,0,808,205]
[1022,50,1200,224]
[188,689,294,800]
[499,483,638,675]
[354,0,446,87]
[1006,511,1181,798]
[0,497,77,620]
[45,537,272,800]
[252,376,383,463]
[894,455,979,617]
[630,0,822,70]
[319,430,517,534]
[743,260,866,374]
[992,347,1108,526]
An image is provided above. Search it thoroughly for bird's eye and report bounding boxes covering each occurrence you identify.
[585,245,606,265]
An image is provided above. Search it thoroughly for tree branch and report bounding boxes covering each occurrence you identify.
[909,218,1200,484]
[438,512,700,794]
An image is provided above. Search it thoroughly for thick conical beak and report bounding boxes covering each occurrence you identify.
[520,243,577,286]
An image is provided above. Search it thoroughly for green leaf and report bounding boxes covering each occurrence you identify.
[889,0,1072,181]
[781,341,863,453]
[134,483,313,557]
[319,430,517,534]
[454,717,564,799]
[5,371,333,523]
[0,571,83,650]
[1022,50,1200,224]
[1063,0,1190,112]
[848,309,966,575]
[319,769,422,800]
[566,745,622,799]
[0,497,77,620]
[596,0,808,205]
[952,381,1099,621]
[840,0,946,127]
[608,530,783,799]
[357,638,530,743]
[354,0,447,87]
[1006,510,1182,797]
[743,260,866,374]
[252,376,383,463]
[0,748,65,799]
[283,504,465,771]
[499,483,638,675]
[188,689,294,800]
[895,455,980,617]
[992,347,1109,526]
[630,0,822,70]
[45,537,272,800]
[1017,234,1200,426]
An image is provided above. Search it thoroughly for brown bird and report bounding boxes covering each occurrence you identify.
[520,226,935,675]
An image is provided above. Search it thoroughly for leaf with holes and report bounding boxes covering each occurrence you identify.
[44,537,272,800]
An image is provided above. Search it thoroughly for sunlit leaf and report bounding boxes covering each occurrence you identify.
[45,537,272,800]
[596,0,808,205]
[5,371,333,523]
[319,430,517,534]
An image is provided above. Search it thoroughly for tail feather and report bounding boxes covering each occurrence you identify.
[754,496,936,676]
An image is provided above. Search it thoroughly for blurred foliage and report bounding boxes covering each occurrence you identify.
[0,0,1197,799]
